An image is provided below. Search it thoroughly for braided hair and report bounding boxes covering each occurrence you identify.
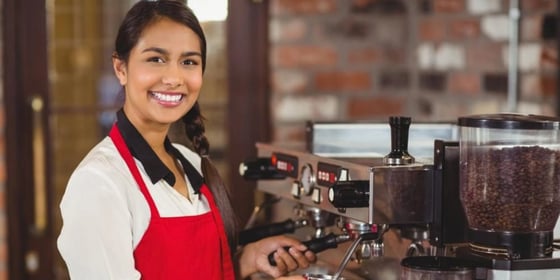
[183,103,239,250]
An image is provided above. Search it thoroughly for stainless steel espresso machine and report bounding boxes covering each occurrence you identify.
[240,114,560,280]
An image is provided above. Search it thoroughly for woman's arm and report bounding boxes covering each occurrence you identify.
[57,164,141,280]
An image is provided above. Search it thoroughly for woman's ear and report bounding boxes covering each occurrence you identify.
[112,53,128,86]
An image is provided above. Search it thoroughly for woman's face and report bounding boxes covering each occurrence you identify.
[113,18,203,129]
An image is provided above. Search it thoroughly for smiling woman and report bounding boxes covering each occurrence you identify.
[2,0,269,279]
[56,1,315,279]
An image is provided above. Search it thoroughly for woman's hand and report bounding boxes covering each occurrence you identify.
[238,235,317,278]
[275,276,306,280]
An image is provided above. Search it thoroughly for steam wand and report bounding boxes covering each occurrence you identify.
[331,226,387,280]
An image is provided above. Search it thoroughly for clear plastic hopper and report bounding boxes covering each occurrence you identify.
[458,114,560,258]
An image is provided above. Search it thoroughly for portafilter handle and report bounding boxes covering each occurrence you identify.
[383,116,415,165]
[268,233,351,266]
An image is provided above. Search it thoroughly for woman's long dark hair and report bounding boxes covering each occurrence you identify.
[114,0,238,250]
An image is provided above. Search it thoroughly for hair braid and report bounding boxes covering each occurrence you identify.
[183,102,239,250]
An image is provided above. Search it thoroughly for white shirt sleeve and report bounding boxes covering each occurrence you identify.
[57,158,141,280]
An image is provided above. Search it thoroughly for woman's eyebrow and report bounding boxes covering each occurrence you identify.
[142,47,168,55]
[142,47,201,58]
[182,51,202,57]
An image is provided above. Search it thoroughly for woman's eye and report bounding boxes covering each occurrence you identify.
[147,57,164,63]
[182,59,199,66]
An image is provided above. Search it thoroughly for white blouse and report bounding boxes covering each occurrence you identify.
[57,137,211,280]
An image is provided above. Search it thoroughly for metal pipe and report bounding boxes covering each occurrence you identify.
[507,0,520,112]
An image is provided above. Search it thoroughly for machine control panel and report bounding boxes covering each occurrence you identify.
[272,153,298,178]
[257,143,372,223]
[317,162,340,186]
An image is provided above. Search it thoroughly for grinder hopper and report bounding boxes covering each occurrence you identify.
[458,114,560,258]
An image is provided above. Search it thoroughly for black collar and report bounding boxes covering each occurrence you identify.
[115,109,202,193]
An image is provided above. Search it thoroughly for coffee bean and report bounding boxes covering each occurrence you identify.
[460,146,560,231]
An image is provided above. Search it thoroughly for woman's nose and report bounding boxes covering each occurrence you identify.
[161,65,183,87]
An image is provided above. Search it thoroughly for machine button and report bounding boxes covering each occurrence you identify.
[311,188,321,204]
[291,181,301,198]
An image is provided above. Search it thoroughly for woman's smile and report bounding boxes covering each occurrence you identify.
[150,91,185,106]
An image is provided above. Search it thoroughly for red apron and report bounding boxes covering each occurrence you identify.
[109,124,235,279]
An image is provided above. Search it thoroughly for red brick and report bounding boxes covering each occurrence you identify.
[349,48,407,65]
[271,45,338,68]
[347,48,380,64]
[465,42,504,71]
[271,71,309,94]
[347,96,405,119]
[271,19,308,42]
[419,19,446,41]
[540,75,557,97]
[272,0,337,15]
[540,46,558,71]
[521,74,540,98]
[520,0,556,11]
[521,14,542,41]
[449,19,480,40]
[383,48,407,64]
[449,72,481,95]
[315,71,372,91]
[433,0,465,13]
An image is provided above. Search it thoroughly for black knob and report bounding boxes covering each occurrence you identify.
[239,157,286,180]
[384,116,415,165]
[328,180,369,208]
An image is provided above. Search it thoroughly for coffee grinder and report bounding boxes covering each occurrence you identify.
[455,114,560,279]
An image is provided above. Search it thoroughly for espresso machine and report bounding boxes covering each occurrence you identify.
[240,114,560,280]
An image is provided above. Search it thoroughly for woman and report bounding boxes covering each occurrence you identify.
[57,0,316,279]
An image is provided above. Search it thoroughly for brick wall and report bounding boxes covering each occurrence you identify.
[269,0,558,143]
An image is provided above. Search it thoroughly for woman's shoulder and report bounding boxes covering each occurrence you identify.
[62,137,135,208]
[68,137,131,190]
[75,137,124,171]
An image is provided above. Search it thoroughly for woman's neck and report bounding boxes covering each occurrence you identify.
[123,108,170,155]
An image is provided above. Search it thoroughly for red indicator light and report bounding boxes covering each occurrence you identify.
[271,154,277,166]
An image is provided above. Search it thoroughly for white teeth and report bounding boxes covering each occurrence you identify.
[152,92,182,102]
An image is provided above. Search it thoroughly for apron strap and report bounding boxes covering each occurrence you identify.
[109,124,161,218]
[201,186,235,280]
